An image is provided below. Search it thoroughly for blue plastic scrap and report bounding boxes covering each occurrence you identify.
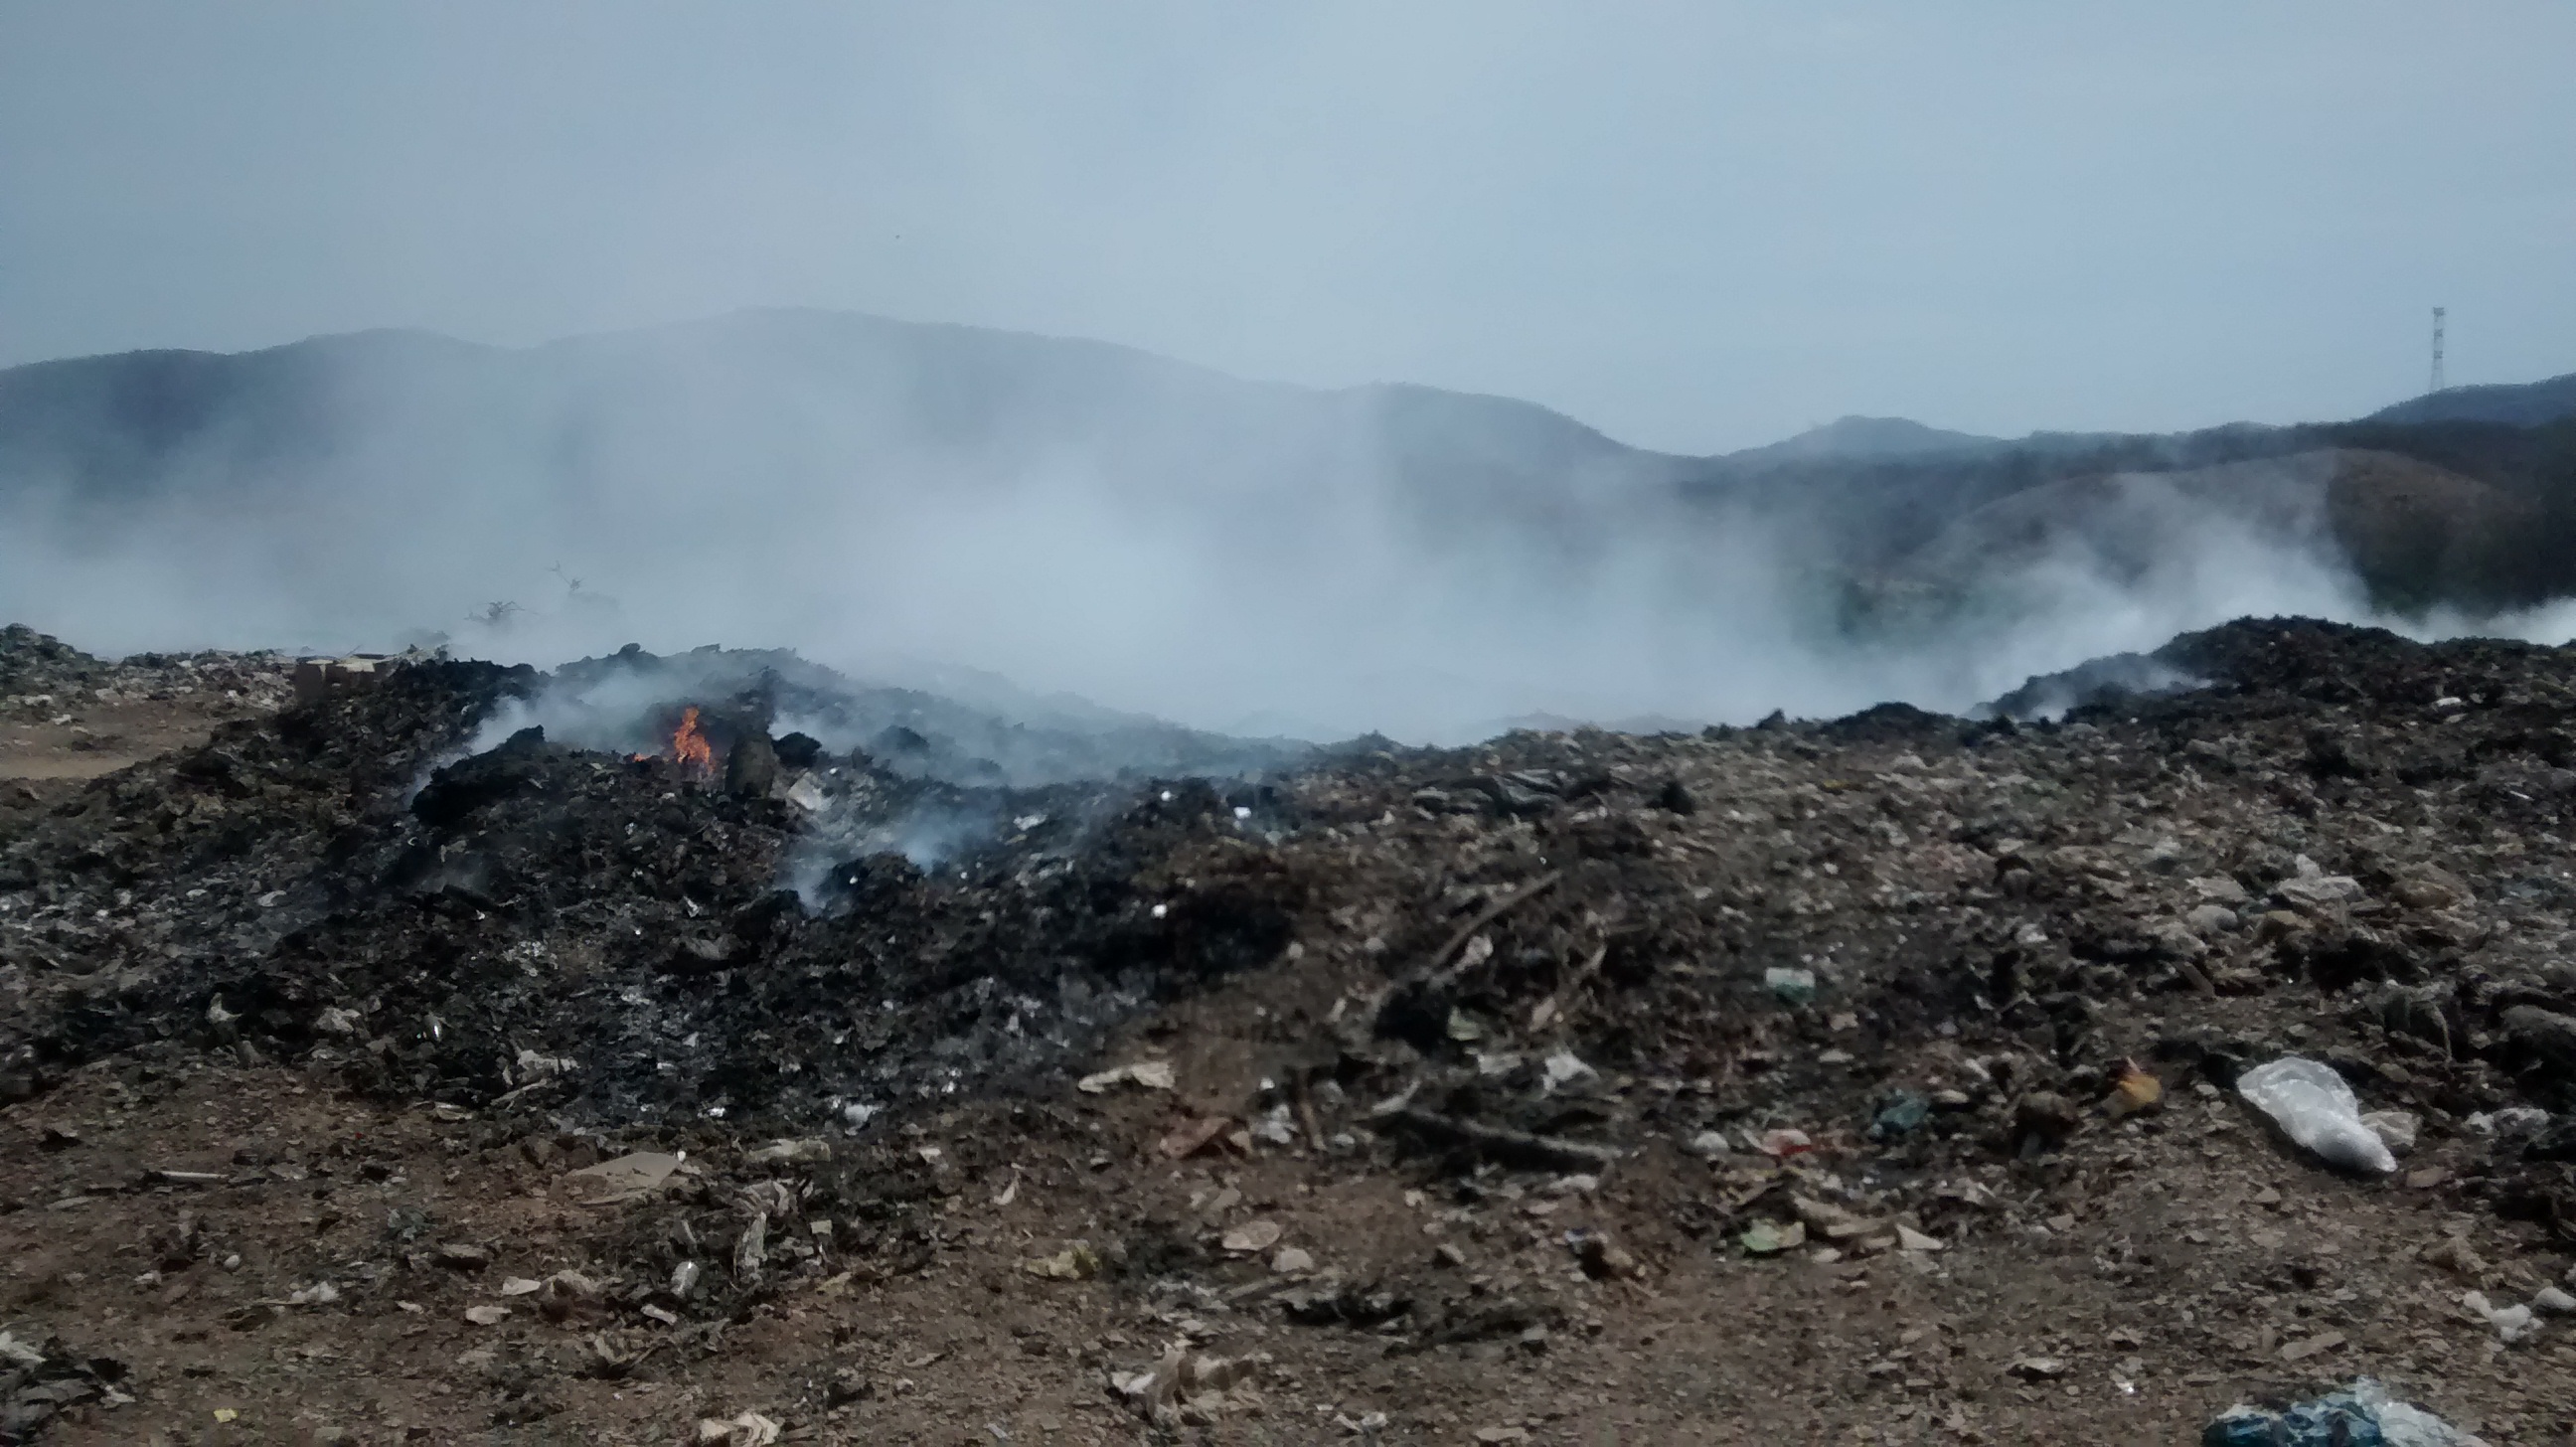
[1868,1092,1930,1139]
[2201,1379,2482,1447]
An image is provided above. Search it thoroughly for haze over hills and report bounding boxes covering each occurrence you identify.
[5,307,2576,738]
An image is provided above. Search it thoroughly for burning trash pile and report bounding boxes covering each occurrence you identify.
[4,617,2576,1437]
[0,640,1315,1131]
[4,619,2576,1201]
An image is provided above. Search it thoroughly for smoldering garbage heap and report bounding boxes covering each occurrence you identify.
[4,616,2576,1257]
[2,622,294,720]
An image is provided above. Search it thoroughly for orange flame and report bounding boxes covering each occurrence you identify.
[670,705,715,777]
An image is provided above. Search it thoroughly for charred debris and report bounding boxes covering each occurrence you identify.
[6,618,2576,1240]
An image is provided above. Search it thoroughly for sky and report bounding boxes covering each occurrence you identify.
[3,2,2573,453]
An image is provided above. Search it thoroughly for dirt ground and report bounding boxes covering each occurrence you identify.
[6,1008,2572,1445]
[5,622,2576,1444]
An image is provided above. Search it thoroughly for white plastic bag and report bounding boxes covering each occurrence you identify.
[2236,1056,2396,1174]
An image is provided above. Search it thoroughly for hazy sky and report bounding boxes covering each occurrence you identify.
[3,2,2571,453]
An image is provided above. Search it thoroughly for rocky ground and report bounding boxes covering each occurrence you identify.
[2,618,2575,1444]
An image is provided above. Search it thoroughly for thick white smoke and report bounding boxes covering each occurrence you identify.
[0,316,2559,743]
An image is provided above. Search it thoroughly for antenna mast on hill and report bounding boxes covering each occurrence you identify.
[2428,306,2446,395]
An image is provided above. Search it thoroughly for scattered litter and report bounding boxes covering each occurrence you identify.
[2463,1106,2549,1138]
[1076,1060,1177,1093]
[1024,1244,1101,1281]
[2107,1059,2163,1116]
[564,1151,683,1206]
[2236,1057,2396,1174]
[1739,1219,1805,1255]
[1540,1049,1596,1092]
[2461,1290,2536,1345]
[1763,966,1817,1004]
[2202,1376,2487,1446]
[697,1411,782,1446]
[743,1138,831,1166]
[1110,1344,1267,1427]
[1869,1092,1929,1138]
[1753,1128,1813,1158]
[1249,1103,1298,1146]
[1157,1115,1236,1160]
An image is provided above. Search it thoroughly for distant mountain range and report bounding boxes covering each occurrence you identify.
[3,308,2575,733]
[2364,371,2576,428]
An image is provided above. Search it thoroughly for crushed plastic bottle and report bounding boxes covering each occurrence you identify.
[2202,1378,2486,1447]
[2236,1056,2397,1174]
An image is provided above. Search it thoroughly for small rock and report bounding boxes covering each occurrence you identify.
[2275,874,2363,911]
[2149,921,2208,959]
[1221,1219,1283,1254]
[2423,1235,2484,1278]
[2530,1285,2576,1316]
[1684,1129,1732,1160]
[2188,875,2250,905]
[2013,1091,2082,1147]
[2184,903,2239,936]
[826,1366,873,1405]
[1573,1233,1638,1279]
[498,1276,545,1296]
[744,1138,831,1166]
[1271,1246,1314,1275]
[2008,1356,2068,1379]
[2502,1006,2576,1077]
[464,1305,510,1326]
[2277,1329,2344,1362]
[1474,1430,1531,1445]
[2359,1109,2418,1157]
[435,1242,491,1270]
[2390,867,2472,910]
[1895,1225,1944,1253]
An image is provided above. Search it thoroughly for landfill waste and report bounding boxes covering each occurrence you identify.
[1738,1219,1805,1255]
[1076,1060,1178,1093]
[2460,1290,2536,1345]
[1762,967,1818,1004]
[2236,1057,2398,1174]
[2107,1060,2164,1116]
[1867,1092,1929,1138]
[2202,1377,2486,1446]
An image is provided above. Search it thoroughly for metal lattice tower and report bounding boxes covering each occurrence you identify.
[2429,306,2447,395]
